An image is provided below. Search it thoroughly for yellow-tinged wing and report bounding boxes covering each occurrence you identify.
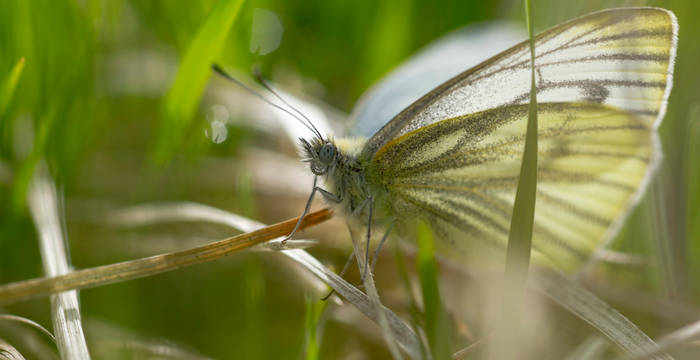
[370,103,654,270]
[361,7,676,270]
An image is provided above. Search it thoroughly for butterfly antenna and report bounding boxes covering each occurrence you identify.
[252,67,324,140]
[211,64,320,137]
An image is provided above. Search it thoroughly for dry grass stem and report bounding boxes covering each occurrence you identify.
[0,208,332,305]
[28,164,90,359]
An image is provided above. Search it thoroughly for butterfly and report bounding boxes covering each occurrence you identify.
[224,7,678,272]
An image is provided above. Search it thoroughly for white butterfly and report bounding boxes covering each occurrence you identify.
[231,7,678,271]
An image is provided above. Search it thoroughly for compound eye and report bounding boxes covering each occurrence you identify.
[318,143,335,164]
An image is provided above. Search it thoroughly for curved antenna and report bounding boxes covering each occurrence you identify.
[252,67,323,139]
[211,64,322,139]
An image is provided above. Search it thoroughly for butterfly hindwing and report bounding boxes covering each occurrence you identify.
[369,103,655,269]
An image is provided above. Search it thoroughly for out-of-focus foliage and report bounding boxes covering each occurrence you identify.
[153,0,244,163]
[416,221,452,360]
[0,0,699,358]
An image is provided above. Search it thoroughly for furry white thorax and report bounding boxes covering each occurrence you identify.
[333,137,367,158]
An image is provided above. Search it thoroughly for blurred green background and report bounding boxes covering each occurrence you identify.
[1,0,699,358]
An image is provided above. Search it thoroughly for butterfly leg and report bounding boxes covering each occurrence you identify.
[350,196,389,282]
[370,220,395,274]
[283,176,341,245]
[321,251,356,301]
[360,196,374,282]
[323,209,389,300]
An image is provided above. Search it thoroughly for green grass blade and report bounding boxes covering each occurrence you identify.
[496,0,538,355]
[0,56,25,160]
[416,221,452,360]
[304,295,328,360]
[153,0,245,164]
[393,237,430,359]
[362,0,412,87]
[10,106,58,214]
[504,0,538,302]
[0,57,25,116]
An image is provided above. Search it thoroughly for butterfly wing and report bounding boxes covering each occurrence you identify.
[364,7,677,270]
[350,22,525,137]
[362,7,677,157]
[370,103,655,269]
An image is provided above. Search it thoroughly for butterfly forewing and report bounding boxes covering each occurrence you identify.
[362,7,676,157]
[360,8,677,270]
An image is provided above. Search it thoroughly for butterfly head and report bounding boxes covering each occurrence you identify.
[300,137,337,176]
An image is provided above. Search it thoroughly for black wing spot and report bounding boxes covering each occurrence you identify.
[581,81,610,103]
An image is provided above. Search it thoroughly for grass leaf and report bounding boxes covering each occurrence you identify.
[625,319,700,360]
[0,314,56,343]
[0,57,24,116]
[496,0,538,355]
[153,0,245,163]
[28,163,89,359]
[393,236,430,359]
[304,295,328,360]
[347,222,404,360]
[416,221,451,359]
[536,270,671,359]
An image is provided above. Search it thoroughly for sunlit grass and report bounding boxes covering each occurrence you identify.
[494,0,538,356]
[0,57,24,118]
[416,221,452,359]
[0,0,699,358]
[153,0,245,164]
